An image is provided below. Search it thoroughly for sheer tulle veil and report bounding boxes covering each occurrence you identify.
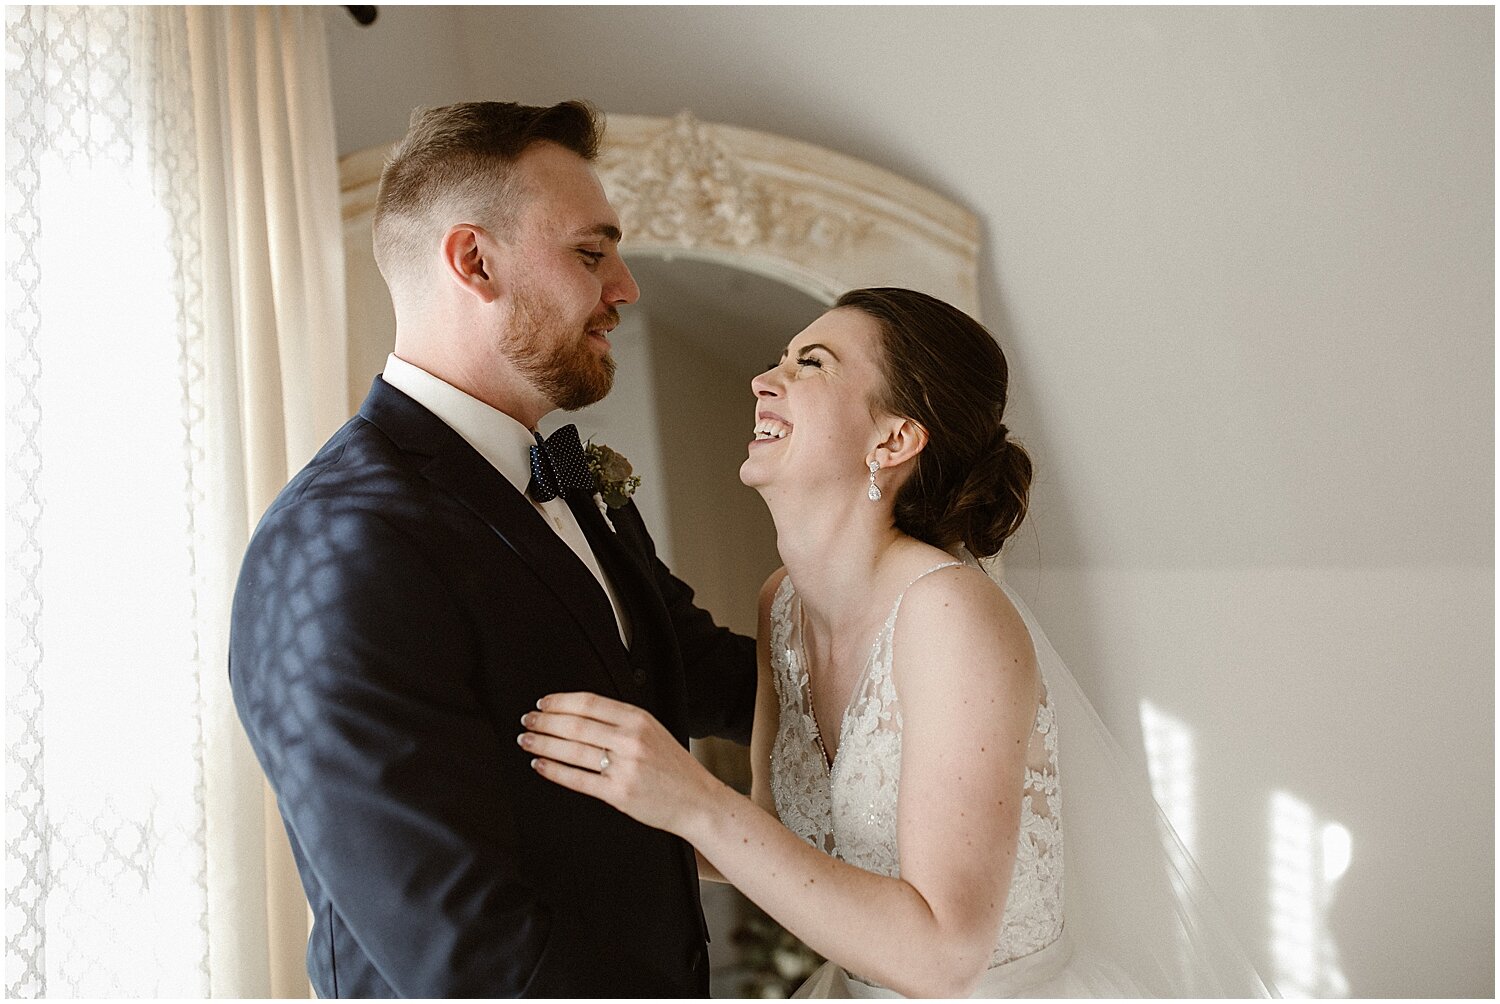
[964,548,1277,997]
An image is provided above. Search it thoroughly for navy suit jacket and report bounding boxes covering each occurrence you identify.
[229,377,758,997]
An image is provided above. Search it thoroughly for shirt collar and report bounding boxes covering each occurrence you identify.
[382,353,536,496]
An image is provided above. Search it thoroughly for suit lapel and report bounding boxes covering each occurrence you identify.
[359,378,632,693]
[567,495,690,727]
[567,494,658,652]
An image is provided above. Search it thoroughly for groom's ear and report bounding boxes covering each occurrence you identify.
[441,223,504,304]
[874,418,928,472]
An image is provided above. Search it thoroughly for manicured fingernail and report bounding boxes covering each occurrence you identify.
[520,713,534,727]
[529,758,541,770]
[516,733,528,747]
[535,697,547,710]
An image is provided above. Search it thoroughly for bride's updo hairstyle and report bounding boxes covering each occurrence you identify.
[836,287,1033,559]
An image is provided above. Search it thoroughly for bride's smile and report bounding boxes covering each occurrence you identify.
[750,410,792,444]
[740,309,895,498]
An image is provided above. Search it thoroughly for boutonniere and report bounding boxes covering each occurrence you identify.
[584,440,641,512]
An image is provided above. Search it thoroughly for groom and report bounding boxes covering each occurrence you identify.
[229,100,757,997]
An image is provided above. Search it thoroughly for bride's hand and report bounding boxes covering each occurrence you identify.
[520,692,726,836]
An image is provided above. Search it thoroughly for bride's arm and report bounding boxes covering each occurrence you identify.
[698,567,787,884]
[747,567,787,817]
[523,566,1036,999]
[703,567,1037,997]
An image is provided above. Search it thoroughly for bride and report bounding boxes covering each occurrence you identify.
[521,287,1272,997]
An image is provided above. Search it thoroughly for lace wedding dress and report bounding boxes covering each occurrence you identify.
[768,549,1274,998]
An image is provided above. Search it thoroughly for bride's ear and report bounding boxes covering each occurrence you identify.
[872,418,928,472]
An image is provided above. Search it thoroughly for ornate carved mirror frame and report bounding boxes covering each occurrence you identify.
[338,111,982,372]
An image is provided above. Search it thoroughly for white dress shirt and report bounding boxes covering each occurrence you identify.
[382,354,631,648]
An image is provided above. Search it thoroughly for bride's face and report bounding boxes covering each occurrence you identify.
[740,308,891,497]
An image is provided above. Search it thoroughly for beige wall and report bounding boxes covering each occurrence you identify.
[325,7,1494,995]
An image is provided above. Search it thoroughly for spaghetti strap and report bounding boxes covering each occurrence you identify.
[884,559,967,629]
[898,560,965,598]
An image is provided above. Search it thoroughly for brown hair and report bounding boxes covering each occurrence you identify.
[372,100,602,288]
[836,287,1032,558]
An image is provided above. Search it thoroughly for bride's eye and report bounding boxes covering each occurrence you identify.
[796,357,823,370]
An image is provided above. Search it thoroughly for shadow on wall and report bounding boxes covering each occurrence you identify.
[1139,686,1357,995]
[1140,703,1353,997]
[1267,790,1352,996]
[986,260,1360,997]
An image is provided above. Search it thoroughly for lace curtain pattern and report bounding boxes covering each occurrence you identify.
[5,7,346,996]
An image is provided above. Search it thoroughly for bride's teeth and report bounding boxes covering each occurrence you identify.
[756,420,792,441]
[753,420,791,441]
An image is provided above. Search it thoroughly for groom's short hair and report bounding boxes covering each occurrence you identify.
[372,100,602,290]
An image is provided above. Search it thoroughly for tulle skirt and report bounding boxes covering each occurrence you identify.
[792,928,1145,999]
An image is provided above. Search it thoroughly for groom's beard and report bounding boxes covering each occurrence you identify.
[506,283,617,411]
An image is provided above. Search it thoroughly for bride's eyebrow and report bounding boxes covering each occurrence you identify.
[798,342,840,361]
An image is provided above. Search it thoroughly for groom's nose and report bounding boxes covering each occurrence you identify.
[604,255,640,306]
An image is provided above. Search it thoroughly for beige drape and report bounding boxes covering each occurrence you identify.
[162,6,347,997]
[5,5,344,997]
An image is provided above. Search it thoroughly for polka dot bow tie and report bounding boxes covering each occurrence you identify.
[528,424,595,503]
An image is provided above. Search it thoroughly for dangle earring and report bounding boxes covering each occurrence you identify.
[867,460,882,502]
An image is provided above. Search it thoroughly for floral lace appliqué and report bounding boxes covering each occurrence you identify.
[768,566,1065,974]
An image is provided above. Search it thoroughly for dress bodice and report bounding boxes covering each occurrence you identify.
[768,560,1066,976]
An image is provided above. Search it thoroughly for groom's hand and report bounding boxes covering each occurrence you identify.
[520,692,728,837]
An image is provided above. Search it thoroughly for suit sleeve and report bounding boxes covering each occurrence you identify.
[229,503,548,996]
[613,502,758,744]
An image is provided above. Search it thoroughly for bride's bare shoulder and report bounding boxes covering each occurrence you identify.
[758,566,789,610]
[756,566,790,634]
[893,559,1036,683]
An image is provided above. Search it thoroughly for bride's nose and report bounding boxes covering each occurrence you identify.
[751,366,782,398]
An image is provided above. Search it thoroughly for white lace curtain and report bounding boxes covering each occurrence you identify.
[5,6,347,996]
